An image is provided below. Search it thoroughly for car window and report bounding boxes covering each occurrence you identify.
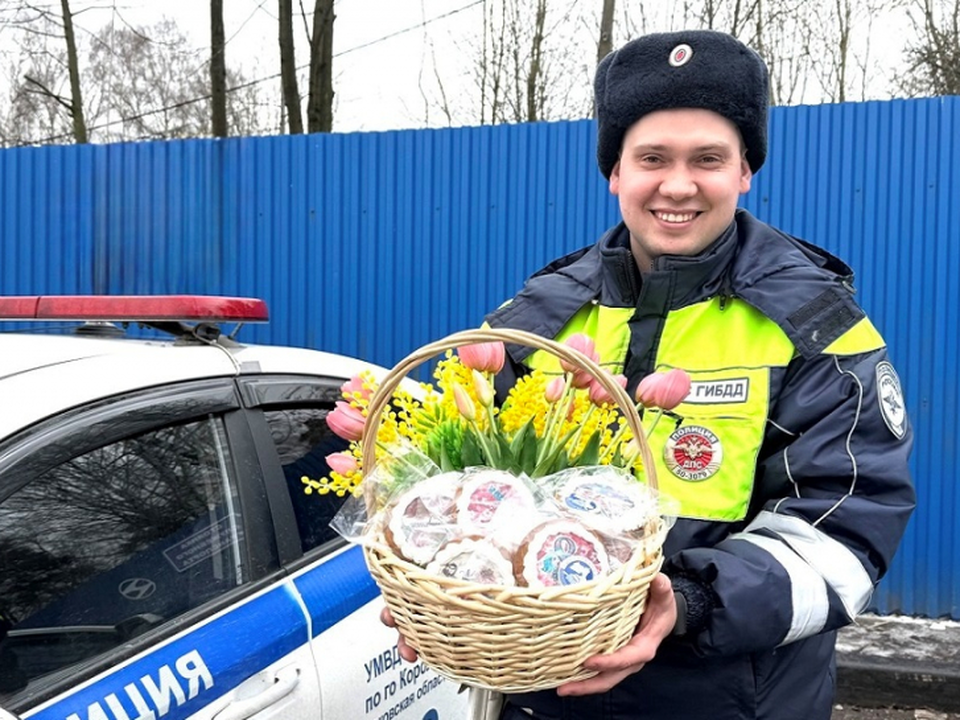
[262,407,349,553]
[0,415,245,704]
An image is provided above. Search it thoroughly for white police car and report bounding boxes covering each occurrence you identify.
[0,296,470,720]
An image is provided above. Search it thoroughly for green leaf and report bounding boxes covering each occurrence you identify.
[552,449,571,473]
[575,431,602,467]
[424,432,443,467]
[519,424,540,475]
[494,431,514,472]
[509,418,532,454]
[461,427,485,467]
[609,444,624,468]
[439,440,453,472]
[532,426,578,477]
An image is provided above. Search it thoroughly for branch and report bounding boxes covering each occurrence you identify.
[15,2,60,26]
[429,42,453,125]
[14,23,66,39]
[23,73,73,111]
[298,0,312,45]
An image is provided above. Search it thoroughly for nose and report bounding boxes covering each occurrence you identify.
[658,164,697,199]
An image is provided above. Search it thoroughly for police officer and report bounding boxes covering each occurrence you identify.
[387,29,916,720]
[483,29,916,720]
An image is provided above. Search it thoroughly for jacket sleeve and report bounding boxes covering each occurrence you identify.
[664,345,916,656]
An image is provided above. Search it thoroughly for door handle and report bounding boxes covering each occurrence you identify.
[213,666,301,720]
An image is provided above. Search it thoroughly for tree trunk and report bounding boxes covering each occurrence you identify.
[525,0,547,122]
[836,0,850,103]
[306,0,335,133]
[279,0,304,133]
[60,0,87,143]
[210,0,228,137]
[595,0,616,117]
[597,0,616,63]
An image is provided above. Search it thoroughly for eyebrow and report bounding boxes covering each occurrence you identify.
[632,142,735,154]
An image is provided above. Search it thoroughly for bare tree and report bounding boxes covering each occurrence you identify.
[751,0,812,105]
[59,0,86,142]
[436,0,590,126]
[808,0,853,102]
[797,0,899,103]
[694,0,761,35]
[0,28,71,146]
[1,10,269,146]
[279,0,304,133]
[525,0,548,122]
[597,0,616,64]
[834,0,853,101]
[211,0,227,137]
[305,0,335,133]
[7,0,89,143]
[478,0,508,124]
[898,0,960,95]
[80,21,264,142]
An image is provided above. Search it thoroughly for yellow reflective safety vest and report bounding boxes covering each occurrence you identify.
[520,294,885,523]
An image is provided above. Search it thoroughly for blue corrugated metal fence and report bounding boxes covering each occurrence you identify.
[1,97,957,619]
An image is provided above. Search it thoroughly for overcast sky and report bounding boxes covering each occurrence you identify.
[105,0,914,125]
[111,0,484,133]
[0,0,915,139]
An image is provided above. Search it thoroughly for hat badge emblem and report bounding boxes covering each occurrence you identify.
[669,43,693,67]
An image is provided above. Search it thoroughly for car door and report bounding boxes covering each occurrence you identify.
[0,379,323,720]
[239,375,471,720]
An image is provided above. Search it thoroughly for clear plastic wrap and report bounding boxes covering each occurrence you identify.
[332,452,676,589]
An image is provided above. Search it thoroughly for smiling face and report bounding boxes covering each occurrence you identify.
[609,108,753,272]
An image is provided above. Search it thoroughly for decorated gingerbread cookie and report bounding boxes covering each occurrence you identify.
[456,469,538,545]
[425,537,517,586]
[384,471,463,565]
[552,467,657,535]
[515,519,610,588]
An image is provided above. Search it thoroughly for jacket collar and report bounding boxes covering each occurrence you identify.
[597,219,739,309]
[485,220,740,364]
[486,209,863,364]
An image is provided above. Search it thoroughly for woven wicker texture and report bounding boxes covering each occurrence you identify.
[361,328,665,692]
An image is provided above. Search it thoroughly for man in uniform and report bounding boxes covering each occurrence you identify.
[389,30,916,720]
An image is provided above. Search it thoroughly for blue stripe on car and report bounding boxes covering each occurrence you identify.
[26,546,379,720]
[294,545,380,638]
[27,585,306,720]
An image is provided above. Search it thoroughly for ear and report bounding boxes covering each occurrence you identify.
[609,161,621,195]
[739,157,753,195]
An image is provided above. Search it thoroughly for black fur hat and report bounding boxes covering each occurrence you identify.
[594,30,769,179]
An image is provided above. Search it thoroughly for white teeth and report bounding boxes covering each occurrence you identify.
[657,211,697,223]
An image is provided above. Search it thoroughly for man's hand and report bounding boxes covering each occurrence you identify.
[556,572,677,697]
[380,606,419,662]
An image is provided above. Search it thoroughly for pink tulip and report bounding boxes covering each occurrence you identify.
[326,401,366,441]
[326,451,359,476]
[588,373,627,406]
[545,376,566,403]
[453,384,477,421]
[571,369,594,389]
[559,334,600,374]
[635,368,692,410]
[634,374,660,408]
[458,342,506,374]
[340,374,372,402]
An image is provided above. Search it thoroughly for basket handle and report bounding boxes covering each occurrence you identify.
[360,328,657,490]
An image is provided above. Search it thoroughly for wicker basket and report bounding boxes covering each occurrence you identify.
[360,328,666,693]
